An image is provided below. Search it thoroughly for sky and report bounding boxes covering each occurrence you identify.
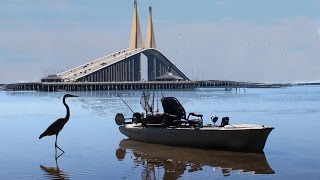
[1,0,320,83]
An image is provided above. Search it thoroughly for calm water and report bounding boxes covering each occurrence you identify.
[0,86,320,180]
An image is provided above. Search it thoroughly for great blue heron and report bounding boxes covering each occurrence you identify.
[39,94,78,153]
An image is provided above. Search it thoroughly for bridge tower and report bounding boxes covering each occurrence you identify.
[128,0,142,81]
[144,6,183,81]
[145,6,157,81]
[129,0,143,49]
[145,7,156,49]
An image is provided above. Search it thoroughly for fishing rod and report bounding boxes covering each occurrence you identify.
[156,91,159,112]
[197,82,204,96]
[142,91,149,115]
[117,94,134,113]
[197,88,204,96]
[152,91,155,114]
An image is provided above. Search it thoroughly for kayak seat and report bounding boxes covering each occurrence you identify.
[161,97,186,119]
[161,97,203,128]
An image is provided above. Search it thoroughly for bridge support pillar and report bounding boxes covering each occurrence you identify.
[146,54,176,81]
[130,53,141,81]
[147,55,157,81]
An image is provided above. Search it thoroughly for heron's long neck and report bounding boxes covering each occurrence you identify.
[63,97,70,123]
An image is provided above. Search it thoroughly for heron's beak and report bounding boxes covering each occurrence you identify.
[67,94,78,98]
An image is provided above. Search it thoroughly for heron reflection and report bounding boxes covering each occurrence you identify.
[116,139,274,179]
[40,152,69,180]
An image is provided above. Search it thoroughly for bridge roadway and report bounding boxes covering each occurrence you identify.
[4,80,283,92]
[58,47,189,82]
[58,48,140,81]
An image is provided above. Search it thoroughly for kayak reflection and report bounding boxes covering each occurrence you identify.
[116,139,274,179]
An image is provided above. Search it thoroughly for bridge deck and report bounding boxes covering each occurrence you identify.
[58,48,142,81]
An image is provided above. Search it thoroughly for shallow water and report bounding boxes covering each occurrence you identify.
[0,86,320,179]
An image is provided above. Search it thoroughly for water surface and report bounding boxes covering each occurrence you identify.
[0,86,320,179]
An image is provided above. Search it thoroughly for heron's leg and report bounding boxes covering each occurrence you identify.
[55,135,58,148]
[55,134,65,153]
[55,146,57,157]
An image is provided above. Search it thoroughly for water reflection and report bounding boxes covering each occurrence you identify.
[40,152,69,180]
[116,139,274,179]
[5,91,206,116]
[5,90,207,98]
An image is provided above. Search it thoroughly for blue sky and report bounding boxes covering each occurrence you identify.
[1,0,320,25]
[1,0,320,83]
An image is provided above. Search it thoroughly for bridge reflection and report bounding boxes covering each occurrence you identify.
[5,90,238,118]
[116,139,274,179]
